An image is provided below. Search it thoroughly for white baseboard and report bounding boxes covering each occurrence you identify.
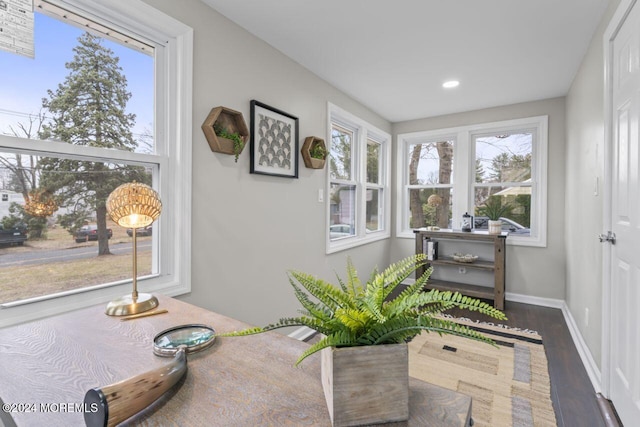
[561,302,602,393]
[288,326,316,341]
[505,292,564,308]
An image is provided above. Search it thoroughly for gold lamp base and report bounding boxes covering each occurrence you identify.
[105,293,159,316]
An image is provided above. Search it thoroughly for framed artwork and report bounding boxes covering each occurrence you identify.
[250,100,299,178]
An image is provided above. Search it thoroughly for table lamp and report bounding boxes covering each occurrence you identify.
[105,182,162,316]
[24,189,57,218]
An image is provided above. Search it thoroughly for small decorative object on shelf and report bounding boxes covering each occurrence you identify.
[453,253,479,263]
[201,106,249,162]
[461,212,473,232]
[301,136,327,169]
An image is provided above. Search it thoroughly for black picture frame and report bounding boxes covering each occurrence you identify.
[250,100,299,178]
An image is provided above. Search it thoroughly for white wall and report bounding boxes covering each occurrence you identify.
[390,97,567,300]
[565,0,620,368]
[142,0,392,327]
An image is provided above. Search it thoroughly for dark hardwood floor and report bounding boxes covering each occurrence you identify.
[447,301,605,427]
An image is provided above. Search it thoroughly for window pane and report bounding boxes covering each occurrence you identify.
[330,125,352,180]
[0,13,154,154]
[474,187,531,235]
[367,140,380,184]
[408,141,454,185]
[366,188,382,232]
[407,188,452,229]
[475,133,532,183]
[0,151,156,304]
[329,184,355,240]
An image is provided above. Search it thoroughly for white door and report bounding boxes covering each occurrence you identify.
[607,0,640,423]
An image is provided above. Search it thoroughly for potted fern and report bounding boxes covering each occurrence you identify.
[478,196,513,234]
[221,254,505,426]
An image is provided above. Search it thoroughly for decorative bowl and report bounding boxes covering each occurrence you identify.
[453,253,478,263]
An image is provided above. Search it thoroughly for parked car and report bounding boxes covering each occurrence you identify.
[75,224,113,243]
[0,224,27,246]
[473,216,530,235]
[126,225,153,237]
[330,224,354,239]
[447,217,530,235]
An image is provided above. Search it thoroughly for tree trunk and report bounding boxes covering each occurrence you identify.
[436,142,453,229]
[408,145,424,228]
[96,204,111,256]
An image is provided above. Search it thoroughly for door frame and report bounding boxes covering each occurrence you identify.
[602,0,637,399]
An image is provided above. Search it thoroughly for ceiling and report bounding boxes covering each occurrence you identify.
[201,0,610,123]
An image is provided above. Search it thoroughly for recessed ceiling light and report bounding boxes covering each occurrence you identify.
[442,80,460,89]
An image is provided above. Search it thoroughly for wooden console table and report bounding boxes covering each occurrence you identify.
[0,296,471,426]
[414,229,507,309]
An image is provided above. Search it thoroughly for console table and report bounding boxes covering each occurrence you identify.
[0,295,472,426]
[414,229,507,309]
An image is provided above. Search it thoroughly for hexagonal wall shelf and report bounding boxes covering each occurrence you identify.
[201,106,249,160]
[301,136,327,169]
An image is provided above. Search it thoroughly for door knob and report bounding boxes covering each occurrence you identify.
[598,231,616,244]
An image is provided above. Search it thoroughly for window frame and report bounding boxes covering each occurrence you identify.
[327,103,391,253]
[397,116,548,247]
[0,0,193,327]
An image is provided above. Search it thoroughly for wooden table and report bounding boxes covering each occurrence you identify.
[0,296,471,426]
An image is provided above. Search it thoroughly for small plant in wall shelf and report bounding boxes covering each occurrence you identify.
[201,106,249,163]
[310,143,326,160]
[214,123,244,162]
[301,136,328,169]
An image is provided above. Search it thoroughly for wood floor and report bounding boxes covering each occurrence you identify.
[447,301,605,427]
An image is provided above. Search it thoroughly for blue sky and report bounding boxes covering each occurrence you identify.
[0,11,153,144]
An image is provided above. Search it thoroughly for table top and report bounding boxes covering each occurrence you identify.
[0,295,471,426]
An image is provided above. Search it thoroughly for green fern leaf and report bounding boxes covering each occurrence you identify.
[295,330,357,365]
[289,270,356,312]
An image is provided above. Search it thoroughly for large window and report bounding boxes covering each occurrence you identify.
[405,138,455,229]
[328,104,390,253]
[398,116,547,247]
[0,0,193,326]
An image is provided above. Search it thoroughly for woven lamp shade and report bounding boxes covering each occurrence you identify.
[427,194,443,207]
[107,182,162,228]
[24,190,57,218]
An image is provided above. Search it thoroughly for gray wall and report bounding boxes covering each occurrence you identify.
[565,0,620,368]
[391,97,567,300]
[143,0,391,327]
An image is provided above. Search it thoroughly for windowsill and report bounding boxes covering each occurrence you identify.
[0,276,190,328]
[326,232,391,254]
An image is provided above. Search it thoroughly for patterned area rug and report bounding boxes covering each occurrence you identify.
[408,318,557,427]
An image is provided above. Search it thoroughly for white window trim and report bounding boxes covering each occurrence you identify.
[327,103,391,254]
[0,0,193,327]
[396,116,548,247]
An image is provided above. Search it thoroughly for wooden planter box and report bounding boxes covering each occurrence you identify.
[201,106,249,158]
[321,344,409,426]
[301,136,327,169]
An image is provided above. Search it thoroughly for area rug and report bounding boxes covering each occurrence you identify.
[408,318,557,427]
